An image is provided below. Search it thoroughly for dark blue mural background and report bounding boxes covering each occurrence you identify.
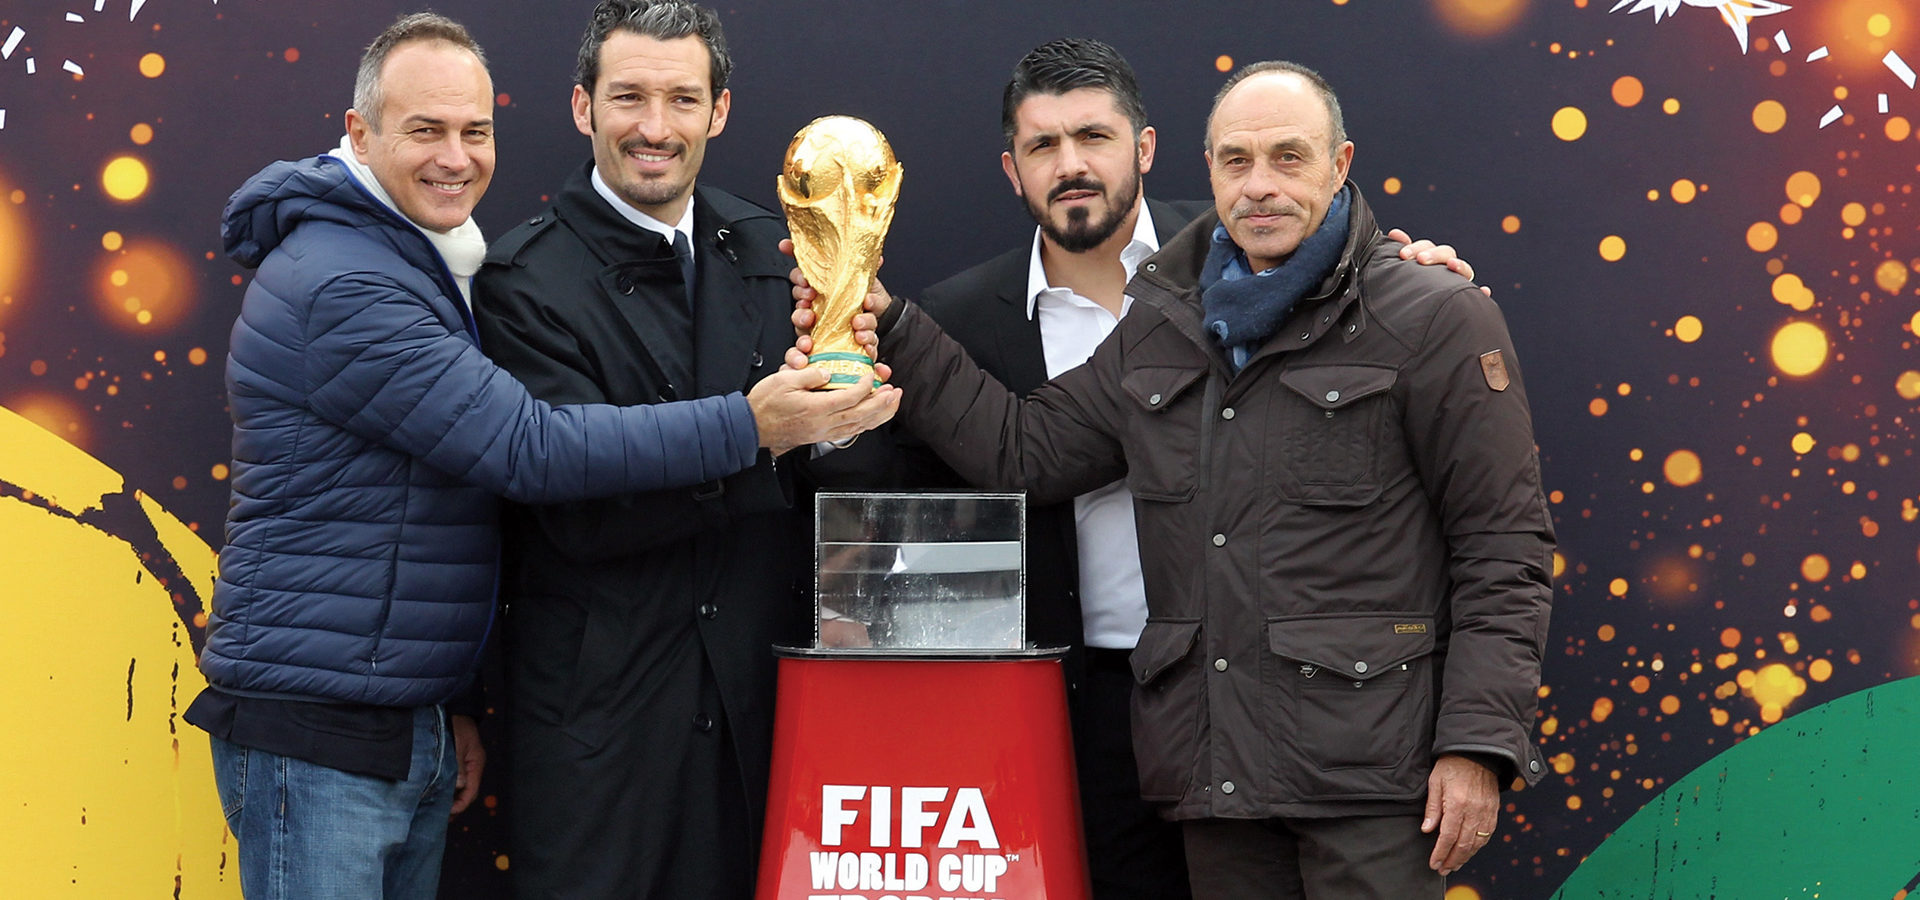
[2,1,1916,896]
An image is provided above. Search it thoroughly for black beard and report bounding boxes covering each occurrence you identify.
[1027,169,1142,253]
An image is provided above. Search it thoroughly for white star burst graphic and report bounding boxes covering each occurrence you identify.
[1609,0,1793,53]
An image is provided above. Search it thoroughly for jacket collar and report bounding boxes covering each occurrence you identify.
[551,160,782,397]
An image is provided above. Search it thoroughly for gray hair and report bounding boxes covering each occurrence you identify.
[1203,60,1345,153]
[575,0,732,97]
[351,12,488,131]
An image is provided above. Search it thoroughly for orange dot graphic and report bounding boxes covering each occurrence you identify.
[138,53,165,78]
[1432,0,1529,37]
[1608,578,1629,597]
[1770,321,1828,376]
[1868,13,1892,37]
[1588,397,1610,416]
[1382,177,1402,195]
[1670,179,1697,203]
[1785,171,1821,207]
[1890,117,1914,142]
[1746,221,1778,252]
[1779,203,1802,225]
[1598,235,1626,261]
[1214,55,1233,73]
[1791,432,1816,454]
[1771,273,1814,310]
[1751,100,1787,133]
[1552,106,1589,141]
[1662,97,1680,114]
[1501,215,1521,234]
[1720,627,1741,648]
[1663,449,1702,486]
[1802,554,1832,582]
[1612,76,1644,107]
[1877,260,1910,295]
[284,47,302,63]
[101,156,150,202]
[1673,315,1703,342]
[1841,202,1867,226]
[130,123,154,145]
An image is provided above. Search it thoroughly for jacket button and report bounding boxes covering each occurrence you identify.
[1529,759,1542,774]
[1299,332,1310,341]
[700,603,718,619]
[1220,780,1236,795]
[1211,533,1226,547]
[529,216,544,225]
[1348,324,1357,334]
[1353,660,1369,674]
[1325,390,1340,403]
[1149,393,1162,405]
[1221,407,1235,420]
[750,351,764,367]
[694,713,714,732]
[1213,658,1228,672]
[1144,262,1157,272]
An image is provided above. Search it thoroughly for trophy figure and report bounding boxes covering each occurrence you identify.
[777,116,904,388]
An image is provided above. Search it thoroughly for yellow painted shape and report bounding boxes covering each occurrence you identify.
[0,404,123,513]
[136,489,218,605]
[0,405,237,897]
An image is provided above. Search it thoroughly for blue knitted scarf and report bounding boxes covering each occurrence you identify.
[1200,186,1351,370]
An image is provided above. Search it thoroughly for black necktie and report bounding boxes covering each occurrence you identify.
[672,230,697,311]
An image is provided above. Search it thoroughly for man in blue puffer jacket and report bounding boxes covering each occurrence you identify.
[183,13,897,899]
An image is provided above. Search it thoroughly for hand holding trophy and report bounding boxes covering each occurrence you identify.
[778,116,903,389]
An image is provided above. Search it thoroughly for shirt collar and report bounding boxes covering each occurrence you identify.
[1024,198,1159,320]
[590,165,695,248]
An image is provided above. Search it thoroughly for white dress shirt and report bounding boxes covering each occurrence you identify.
[591,166,695,255]
[1025,201,1159,650]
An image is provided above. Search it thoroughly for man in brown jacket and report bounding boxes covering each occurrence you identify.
[795,59,1553,898]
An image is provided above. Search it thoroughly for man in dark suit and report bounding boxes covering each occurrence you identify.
[903,40,1477,900]
[470,2,892,897]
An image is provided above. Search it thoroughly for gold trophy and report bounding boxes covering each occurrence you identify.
[778,115,904,388]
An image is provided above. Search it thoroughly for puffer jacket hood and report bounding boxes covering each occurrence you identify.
[224,155,415,269]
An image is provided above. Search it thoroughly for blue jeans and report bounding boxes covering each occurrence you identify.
[211,706,457,900]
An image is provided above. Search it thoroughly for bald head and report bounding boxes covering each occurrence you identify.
[1204,61,1344,155]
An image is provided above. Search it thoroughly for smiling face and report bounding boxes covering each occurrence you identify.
[345,40,495,233]
[1001,87,1154,254]
[575,30,729,224]
[1204,71,1353,272]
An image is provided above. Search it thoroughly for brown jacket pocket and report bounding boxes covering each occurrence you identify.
[1272,365,1395,506]
[1265,612,1435,801]
[1130,617,1204,802]
[1120,366,1206,502]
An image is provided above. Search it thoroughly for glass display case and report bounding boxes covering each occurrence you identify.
[813,492,1025,650]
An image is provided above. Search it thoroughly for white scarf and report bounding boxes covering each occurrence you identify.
[328,135,487,308]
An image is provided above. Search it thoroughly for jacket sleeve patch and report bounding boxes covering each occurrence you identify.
[1479,349,1510,392]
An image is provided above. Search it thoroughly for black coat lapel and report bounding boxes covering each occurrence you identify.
[691,189,775,396]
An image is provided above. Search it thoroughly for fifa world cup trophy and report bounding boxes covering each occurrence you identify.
[778,116,904,388]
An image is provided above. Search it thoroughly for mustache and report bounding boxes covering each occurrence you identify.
[1047,177,1105,204]
[618,137,685,157]
[1230,201,1297,220]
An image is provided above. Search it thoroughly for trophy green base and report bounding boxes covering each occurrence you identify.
[807,351,880,389]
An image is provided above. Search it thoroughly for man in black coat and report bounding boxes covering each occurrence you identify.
[851,39,1479,900]
[471,2,890,897]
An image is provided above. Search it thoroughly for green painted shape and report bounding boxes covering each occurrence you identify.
[1552,675,1920,899]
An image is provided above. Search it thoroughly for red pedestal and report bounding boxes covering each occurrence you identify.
[755,649,1091,900]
